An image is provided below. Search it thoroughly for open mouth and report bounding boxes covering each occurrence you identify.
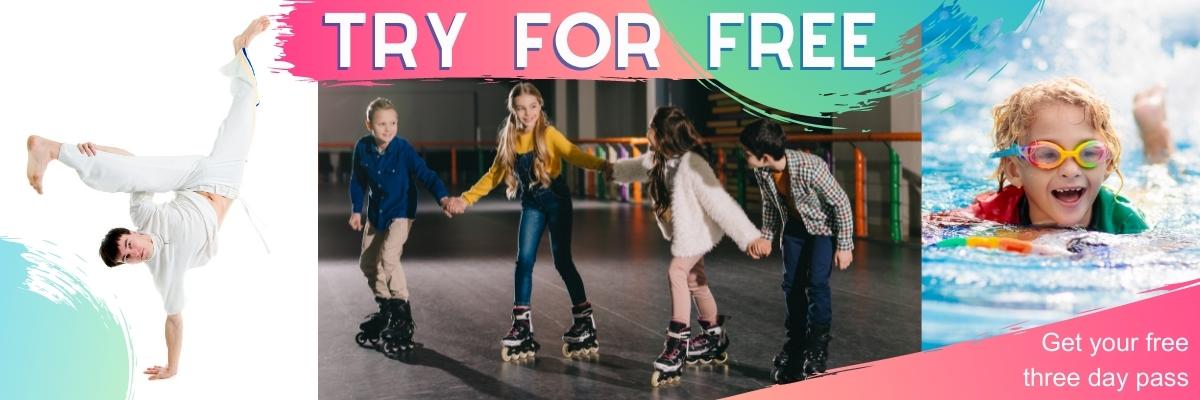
[1051,187,1086,204]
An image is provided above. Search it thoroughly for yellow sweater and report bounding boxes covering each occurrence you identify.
[462,126,605,204]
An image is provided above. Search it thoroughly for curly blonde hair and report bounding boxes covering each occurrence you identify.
[991,77,1122,189]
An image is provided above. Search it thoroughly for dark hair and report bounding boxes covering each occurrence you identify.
[647,106,709,222]
[99,227,131,267]
[739,119,787,160]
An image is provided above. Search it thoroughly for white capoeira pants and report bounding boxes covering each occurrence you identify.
[58,49,259,199]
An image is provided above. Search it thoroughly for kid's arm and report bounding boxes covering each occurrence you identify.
[460,156,506,205]
[687,155,760,250]
[812,165,855,251]
[752,170,781,242]
[612,153,653,183]
[549,127,607,170]
[401,141,450,202]
[347,143,367,214]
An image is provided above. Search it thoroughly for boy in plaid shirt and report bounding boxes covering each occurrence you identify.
[740,120,854,383]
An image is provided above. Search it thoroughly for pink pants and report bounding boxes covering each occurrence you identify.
[667,255,718,325]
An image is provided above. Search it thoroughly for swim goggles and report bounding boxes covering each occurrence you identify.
[989,139,1109,169]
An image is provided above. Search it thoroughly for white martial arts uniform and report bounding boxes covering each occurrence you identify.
[58,50,259,314]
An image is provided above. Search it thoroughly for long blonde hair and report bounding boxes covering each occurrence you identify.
[497,82,553,198]
[991,77,1123,189]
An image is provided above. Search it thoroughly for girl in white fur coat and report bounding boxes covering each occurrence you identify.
[612,106,769,386]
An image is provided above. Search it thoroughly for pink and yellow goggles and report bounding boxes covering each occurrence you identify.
[989,139,1109,169]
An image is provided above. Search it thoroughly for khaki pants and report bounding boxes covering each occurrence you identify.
[359,218,413,299]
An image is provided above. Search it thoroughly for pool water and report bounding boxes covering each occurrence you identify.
[921,0,1200,349]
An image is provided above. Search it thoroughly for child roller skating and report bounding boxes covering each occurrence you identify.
[686,315,730,365]
[443,82,612,364]
[501,307,540,361]
[740,120,855,383]
[561,303,599,358]
[651,321,690,387]
[611,106,769,387]
[347,97,453,356]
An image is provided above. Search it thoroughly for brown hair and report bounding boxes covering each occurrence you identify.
[365,97,396,124]
[991,77,1123,189]
[497,82,553,199]
[647,106,709,222]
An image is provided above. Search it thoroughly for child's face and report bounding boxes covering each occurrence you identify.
[1007,102,1112,228]
[367,108,398,145]
[741,146,783,170]
[513,94,541,131]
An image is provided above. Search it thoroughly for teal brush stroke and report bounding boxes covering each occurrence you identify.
[0,237,134,400]
[647,0,1044,130]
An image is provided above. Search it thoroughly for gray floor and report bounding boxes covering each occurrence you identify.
[318,182,920,399]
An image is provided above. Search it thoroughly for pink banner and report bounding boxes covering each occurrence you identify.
[277,0,703,81]
[732,280,1200,399]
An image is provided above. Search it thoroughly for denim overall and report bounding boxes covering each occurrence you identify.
[511,152,587,306]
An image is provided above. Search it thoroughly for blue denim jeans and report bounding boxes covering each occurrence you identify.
[512,153,587,306]
[780,221,834,341]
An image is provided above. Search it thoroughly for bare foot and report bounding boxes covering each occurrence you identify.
[1133,85,1172,164]
[233,16,270,51]
[26,135,61,195]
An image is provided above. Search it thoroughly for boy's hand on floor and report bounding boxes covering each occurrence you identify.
[348,213,363,231]
[834,250,852,270]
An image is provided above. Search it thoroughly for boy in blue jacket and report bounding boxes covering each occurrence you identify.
[349,97,451,354]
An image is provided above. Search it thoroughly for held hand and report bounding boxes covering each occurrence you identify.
[144,365,177,380]
[78,142,98,157]
[834,249,853,270]
[446,196,469,215]
[348,213,363,231]
[439,197,454,218]
[746,238,771,259]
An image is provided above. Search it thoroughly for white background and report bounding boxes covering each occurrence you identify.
[1,1,317,398]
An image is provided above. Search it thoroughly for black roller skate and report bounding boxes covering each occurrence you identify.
[381,299,417,356]
[650,321,689,387]
[686,315,730,365]
[561,303,599,358]
[501,308,540,362]
[355,297,390,348]
[804,325,832,375]
[770,340,807,384]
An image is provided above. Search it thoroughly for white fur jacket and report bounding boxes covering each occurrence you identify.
[613,151,761,257]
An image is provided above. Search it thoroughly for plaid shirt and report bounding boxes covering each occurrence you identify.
[752,149,855,251]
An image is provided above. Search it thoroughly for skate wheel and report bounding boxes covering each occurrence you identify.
[714,352,729,365]
[500,347,511,362]
[650,371,662,387]
[355,332,368,347]
[685,358,698,366]
[561,343,571,358]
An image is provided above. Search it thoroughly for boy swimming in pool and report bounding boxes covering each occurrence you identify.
[962,77,1148,234]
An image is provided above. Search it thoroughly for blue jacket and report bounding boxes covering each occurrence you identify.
[349,136,449,231]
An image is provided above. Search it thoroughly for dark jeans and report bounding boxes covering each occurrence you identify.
[780,221,834,343]
[512,158,587,306]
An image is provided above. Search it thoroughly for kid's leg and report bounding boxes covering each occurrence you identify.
[804,235,836,374]
[546,197,588,305]
[1133,85,1173,165]
[666,256,704,323]
[687,259,718,323]
[379,219,414,300]
[359,222,392,298]
[513,206,548,306]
